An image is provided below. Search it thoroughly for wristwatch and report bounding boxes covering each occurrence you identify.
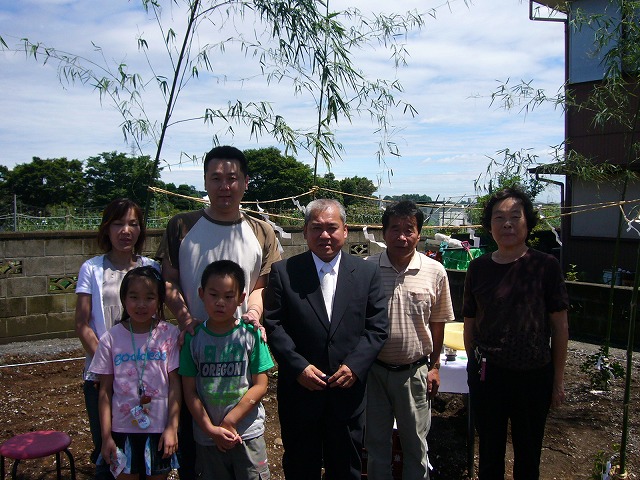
[431,362,441,371]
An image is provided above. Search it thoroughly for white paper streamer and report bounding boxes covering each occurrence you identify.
[602,458,613,480]
[539,212,562,246]
[621,205,640,237]
[291,198,305,213]
[363,226,387,248]
[626,221,640,237]
[467,228,480,248]
[255,203,291,251]
[271,223,291,241]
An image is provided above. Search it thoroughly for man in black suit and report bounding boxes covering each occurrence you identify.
[264,198,388,480]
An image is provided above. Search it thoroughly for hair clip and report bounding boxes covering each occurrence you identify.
[150,268,162,282]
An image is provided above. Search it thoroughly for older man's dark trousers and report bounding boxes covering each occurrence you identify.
[279,403,364,480]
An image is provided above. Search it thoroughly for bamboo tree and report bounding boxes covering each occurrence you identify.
[2,0,437,216]
[620,234,638,474]
[251,1,429,178]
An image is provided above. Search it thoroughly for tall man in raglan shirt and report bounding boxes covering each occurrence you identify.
[156,145,281,479]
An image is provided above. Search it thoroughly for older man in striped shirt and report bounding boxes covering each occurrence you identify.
[365,200,455,480]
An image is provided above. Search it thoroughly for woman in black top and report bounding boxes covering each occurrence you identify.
[463,187,569,480]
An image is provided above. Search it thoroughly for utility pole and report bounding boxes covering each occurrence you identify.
[13,194,17,232]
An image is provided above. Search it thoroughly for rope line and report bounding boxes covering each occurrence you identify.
[148,185,640,228]
[0,356,85,369]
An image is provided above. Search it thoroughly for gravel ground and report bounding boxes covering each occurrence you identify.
[0,337,85,362]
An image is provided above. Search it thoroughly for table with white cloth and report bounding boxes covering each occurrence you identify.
[439,350,469,394]
[438,350,474,477]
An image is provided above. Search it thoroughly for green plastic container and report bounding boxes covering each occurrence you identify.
[441,247,485,271]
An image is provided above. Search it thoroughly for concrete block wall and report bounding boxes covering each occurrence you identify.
[0,230,162,344]
[0,226,385,344]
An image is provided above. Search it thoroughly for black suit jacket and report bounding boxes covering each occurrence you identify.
[264,250,388,421]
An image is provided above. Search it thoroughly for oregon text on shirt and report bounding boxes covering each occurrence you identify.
[199,360,246,378]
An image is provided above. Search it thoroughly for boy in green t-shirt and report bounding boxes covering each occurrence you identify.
[180,260,274,480]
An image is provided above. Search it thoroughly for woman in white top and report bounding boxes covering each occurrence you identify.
[75,198,159,480]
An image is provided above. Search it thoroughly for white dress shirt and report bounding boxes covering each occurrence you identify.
[312,252,341,320]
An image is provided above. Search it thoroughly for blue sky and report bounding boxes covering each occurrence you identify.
[0,0,566,202]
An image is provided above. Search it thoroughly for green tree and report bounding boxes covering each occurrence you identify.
[469,148,547,234]
[474,148,545,200]
[469,167,545,232]
[0,165,9,183]
[339,176,377,208]
[244,147,314,202]
[84,152,161,207]
[383,193,434,203]
[0,165,11,210]
[162,183,205,211]
[8,157,85,209]
[316,173,343,204]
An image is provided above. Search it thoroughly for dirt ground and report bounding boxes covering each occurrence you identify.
[0,339,637,480]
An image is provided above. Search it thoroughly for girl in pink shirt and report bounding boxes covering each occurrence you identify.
[90,266,180,479]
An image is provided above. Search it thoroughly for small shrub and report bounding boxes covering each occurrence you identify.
[590,445,620,480]
[566,264,579,282]
[580,346,625,391]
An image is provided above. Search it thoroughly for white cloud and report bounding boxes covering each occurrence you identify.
[0,0,566,201]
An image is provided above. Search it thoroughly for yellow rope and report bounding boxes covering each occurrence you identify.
[147,186,640,229]
[148,186,209,204]
[236,187,319,205]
